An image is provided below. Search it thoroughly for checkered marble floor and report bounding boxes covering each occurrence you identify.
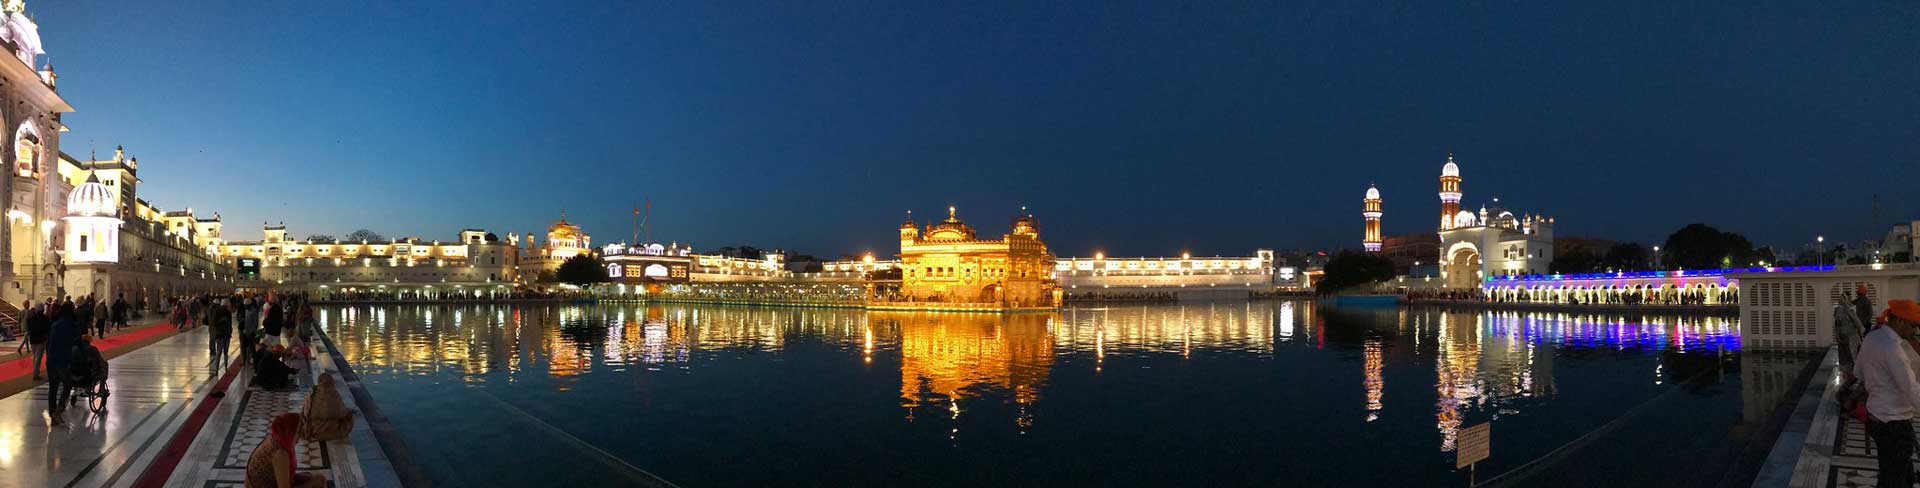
[212,387,331,470]
[1825,416,1920,488]
[158,336,383,488]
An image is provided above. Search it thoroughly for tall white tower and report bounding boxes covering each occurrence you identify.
[1439,154,1462,230]
[1363,185,1382,252]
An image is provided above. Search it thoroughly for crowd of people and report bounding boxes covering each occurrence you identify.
[310,289,562,302]
[1062,291,1180,303]
[16,290,354,487]
[1404,286,1737,307]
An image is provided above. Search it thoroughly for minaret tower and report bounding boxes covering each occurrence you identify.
[1362,184,1383,252]
[1438,153,1462,230]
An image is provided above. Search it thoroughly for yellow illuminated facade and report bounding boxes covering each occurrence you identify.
[516,216,594,283]
[893,206,1057,308]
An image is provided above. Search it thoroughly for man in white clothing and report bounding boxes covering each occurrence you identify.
[1855,299,1920,487]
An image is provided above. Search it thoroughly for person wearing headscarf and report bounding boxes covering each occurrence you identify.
[245,413,327,488]
[300,375,355,441]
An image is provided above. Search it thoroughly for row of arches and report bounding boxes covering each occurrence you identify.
[1485,282,1739,306]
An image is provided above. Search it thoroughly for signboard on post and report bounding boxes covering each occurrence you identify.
[1457,422,1491,485]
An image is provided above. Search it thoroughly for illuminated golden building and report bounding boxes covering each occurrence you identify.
[894,206,1057,308]
[517,215,594,283]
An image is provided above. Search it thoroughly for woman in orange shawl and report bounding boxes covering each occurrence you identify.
[245,413,327,488]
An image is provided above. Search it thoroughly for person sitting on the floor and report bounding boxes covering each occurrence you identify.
[251,344,295,391]
[300,374,355,441]
[245,413,327,488]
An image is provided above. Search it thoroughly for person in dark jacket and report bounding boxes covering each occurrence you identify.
[22,303,48,380]
[209,302,233,366]
[44,306,80,425]
[262,295,283,340]
[112,295,128,331]
[1856,286,1876,328]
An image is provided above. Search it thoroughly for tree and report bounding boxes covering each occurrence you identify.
[345,229,385,242]
[304,234,336,242]
[1550,248,1602,274]
[1600,243,1651,271]
[1661,223,1758,270]
[555,254,608,288]
[1315,250,1397,294]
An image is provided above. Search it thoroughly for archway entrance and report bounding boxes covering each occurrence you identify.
[1446,248,1482,289]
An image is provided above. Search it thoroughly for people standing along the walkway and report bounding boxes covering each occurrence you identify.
[74,296,93,340]
[187,296,202,329]
[210,300,234,367]
[44,305,80,426]
[1855,286,1876,328]
[241,297,260,366]
[262,295,283,346]
[1854,299,1920,488]
[93,298,108,339]
[171,298,186,331]
[112,294,128,331]
[22,302,48,380]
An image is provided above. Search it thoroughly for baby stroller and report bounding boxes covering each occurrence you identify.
[66,340,110,415]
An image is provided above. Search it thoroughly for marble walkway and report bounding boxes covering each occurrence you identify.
[0,325,225,487]
[0,326,397,488]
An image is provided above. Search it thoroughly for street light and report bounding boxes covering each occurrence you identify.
[1817,236,1826,266]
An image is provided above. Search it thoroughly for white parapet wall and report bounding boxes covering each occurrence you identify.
[1736,264,1920,350]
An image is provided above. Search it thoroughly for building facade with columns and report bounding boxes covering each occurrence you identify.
[45,146,237,307]
[0,0,74,305]
[214,224,519,299]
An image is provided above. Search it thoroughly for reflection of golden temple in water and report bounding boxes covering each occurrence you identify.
[875,311,1056,429]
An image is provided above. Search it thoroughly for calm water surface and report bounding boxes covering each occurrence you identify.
[319,301,1813,487]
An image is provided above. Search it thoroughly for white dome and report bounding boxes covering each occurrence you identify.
[1442,159,1460,177]
[1364,186,1380,200]
[66,177,115,217]
[1452,210,1477,228]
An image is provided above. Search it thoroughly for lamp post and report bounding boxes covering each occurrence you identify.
[1817,236,1825,266]
[1652,246,1660,269]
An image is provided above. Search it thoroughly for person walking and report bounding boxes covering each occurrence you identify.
[240,297,260,365]
[111,294,128,331]
[209,300,233,367]
[93,298,108,339]
[21,303,48,380]
[44,305,80,426]
[1854,299,1920,488]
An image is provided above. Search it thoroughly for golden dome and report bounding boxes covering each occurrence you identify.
[548,219,582,238]
[925,205,976,240]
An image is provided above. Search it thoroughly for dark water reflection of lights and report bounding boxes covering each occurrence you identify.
[321,301,1805,487]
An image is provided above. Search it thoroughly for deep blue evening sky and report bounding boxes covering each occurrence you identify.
[32,1,1920,258]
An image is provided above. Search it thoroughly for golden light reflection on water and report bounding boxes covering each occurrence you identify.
[322,302,1749,453]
